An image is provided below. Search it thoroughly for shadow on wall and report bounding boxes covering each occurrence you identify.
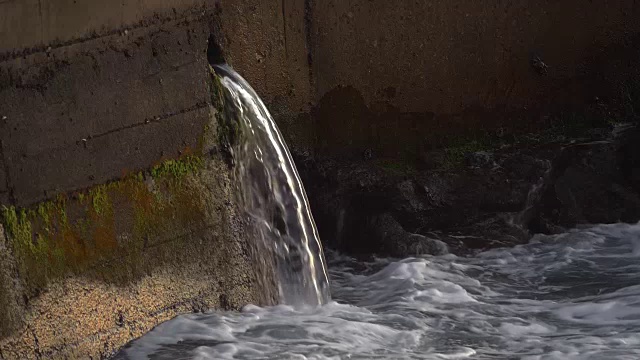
[307,33,640,162]
[311,86,582,161]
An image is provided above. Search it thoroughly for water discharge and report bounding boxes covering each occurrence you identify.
[115,68,640,359]
[213,65,330,307]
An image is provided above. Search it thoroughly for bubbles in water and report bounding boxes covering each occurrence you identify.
[117,223,640,359]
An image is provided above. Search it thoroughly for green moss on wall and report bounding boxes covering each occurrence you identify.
[90,186,111,216]
[0,155,209,296]
[150,155,204,180]
[210,66,225,111]
[210,66,240,166]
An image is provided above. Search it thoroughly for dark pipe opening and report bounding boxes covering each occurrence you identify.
[207,34,226,65]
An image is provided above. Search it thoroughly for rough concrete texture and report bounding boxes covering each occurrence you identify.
[312,1,638,112]
[3,1,640,159]
[307,1,640,157]
[0,159,6,193]
[0,4,279,357]
[0,12,215,207]
[0,128,277,359]
[186,0,640,158]
[0,0,209,55]
[0,0,313,205]
[215,0,316,150]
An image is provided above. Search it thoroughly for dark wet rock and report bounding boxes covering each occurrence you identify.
[367,213,448,258]
[531,126,640,233]
[297,149,549,256]
[298,125,640,257]
[464,151,496,169]
[620,127,640,194]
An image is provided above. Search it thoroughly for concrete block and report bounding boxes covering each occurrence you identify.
[0,161,6,192]
[0,0,211,53]
[9,106,210,206]
[0,0,44,53]
[0,21,210,159]
[0,191,9,206]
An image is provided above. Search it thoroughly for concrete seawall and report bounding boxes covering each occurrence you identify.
[0,1,279,358]
[191,1,640,158]
[1,0,639,358]
[307,1,640,157]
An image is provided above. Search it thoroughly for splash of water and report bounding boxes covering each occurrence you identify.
[213,64,330,307]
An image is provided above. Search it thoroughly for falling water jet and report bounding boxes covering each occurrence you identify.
[212,64,330,307]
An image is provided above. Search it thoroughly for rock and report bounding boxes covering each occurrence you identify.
[531,54,548,75]
[299,125,640,257]
[417,150,447,170]
[396,180,425,212]
[404,234,449,256]
[367,213,448,257]
[464,151,496,168]
[618,125,640,193]
[531,126,640,232]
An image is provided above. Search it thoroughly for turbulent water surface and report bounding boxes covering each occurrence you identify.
[118,222,640,359]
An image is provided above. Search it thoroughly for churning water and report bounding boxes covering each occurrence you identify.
[116,68,640,359]
[117,223,640,359]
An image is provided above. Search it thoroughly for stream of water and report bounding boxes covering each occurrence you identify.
[116,67,640,359]
[213,64,330,307]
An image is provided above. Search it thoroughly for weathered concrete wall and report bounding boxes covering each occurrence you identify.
[0,7,213,207]
[0,1,279,358]
[215,0,316,149]
[0,0,207,55]
[0,157,278,357]
[312,1,638,113]
[307,0,640,157]
[0,0,307,206]
[191,0,640,158]
[4,1,640,161]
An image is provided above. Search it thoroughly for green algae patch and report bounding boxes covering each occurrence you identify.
[89,186,111,217]
[441,140,491,170]
[376,158,418,176]
[210,65,241,166]
[0,155,210,297]
[210,66,225,111]
[151,154,204,180]
[1,198,71,294]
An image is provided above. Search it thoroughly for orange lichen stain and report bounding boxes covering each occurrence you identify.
[58,225,86,268]
[0,155,207,294]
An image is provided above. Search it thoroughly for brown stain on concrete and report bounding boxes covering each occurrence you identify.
[0,152,277,359]
[0,9,280,353]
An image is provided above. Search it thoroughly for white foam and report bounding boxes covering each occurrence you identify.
[116,223,640,359]
[499,322,555,337]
